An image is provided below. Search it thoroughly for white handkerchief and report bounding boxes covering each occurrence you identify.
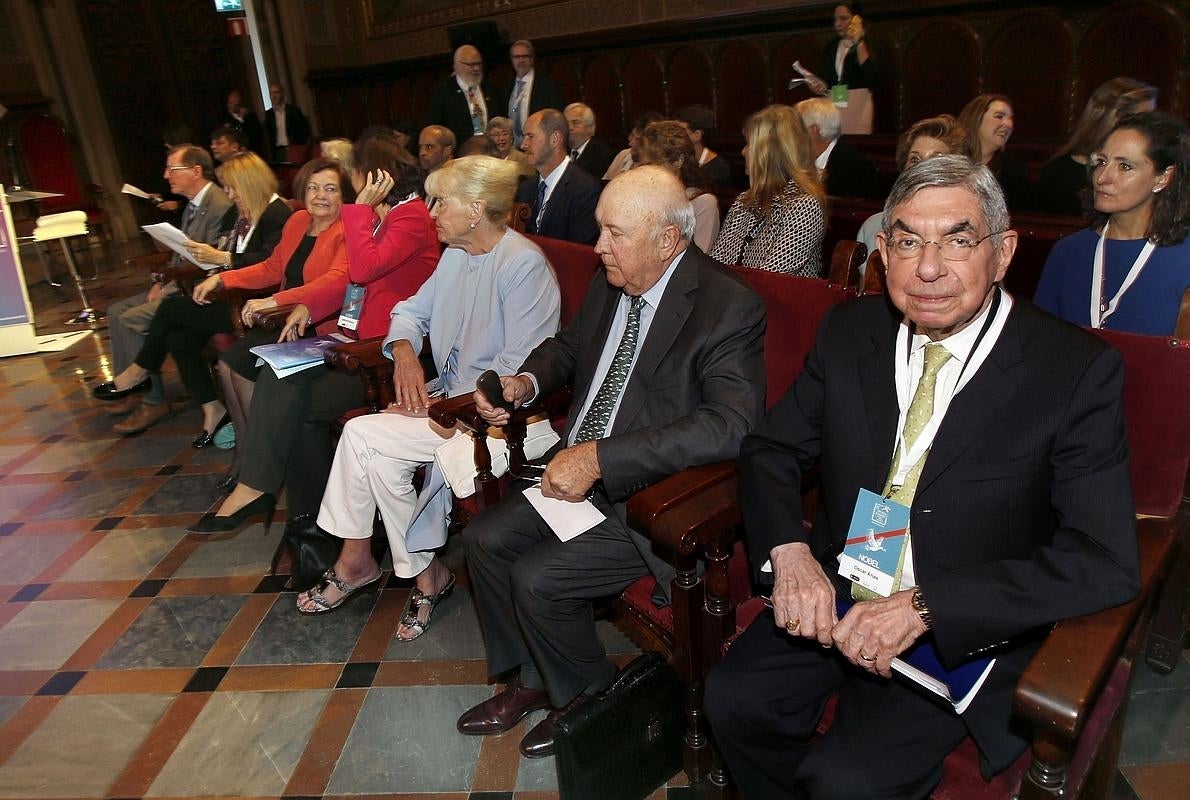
[523,486,605,542]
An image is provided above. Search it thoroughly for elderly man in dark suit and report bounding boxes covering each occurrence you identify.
[797,96,879,199]
[458,165,767,759]
[565,102,615,179]
[426,45,499,149]
[516,109,600,245]
[505,39,563,148]
[704,156,1138,799]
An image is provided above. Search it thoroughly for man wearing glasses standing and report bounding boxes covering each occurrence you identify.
[705,156,1138,799]
[95,145,232,433]
[427,44,498,150]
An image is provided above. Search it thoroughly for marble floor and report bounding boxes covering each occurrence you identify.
[0,240,1186,800]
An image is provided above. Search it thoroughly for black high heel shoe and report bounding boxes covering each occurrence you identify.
[92,377,151,401]
[188,493,276,535]
[192,413,231,449]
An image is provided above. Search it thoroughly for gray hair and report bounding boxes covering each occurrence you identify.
[510,39,535,57]
[795,97,841,141]
[882,155,1009,246]
[486,116,513,133]
[611,164,695,242]
[564,102,595,127]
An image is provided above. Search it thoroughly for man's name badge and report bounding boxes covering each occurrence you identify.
[831,83,850,107]
[837,488,909,597]
[337,283,366,330]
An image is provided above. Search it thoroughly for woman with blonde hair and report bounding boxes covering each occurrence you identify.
[1038,77,1158,216]
[295,157,561,641]
[92,152,292,448]
[636,120,720,251]
[710,104,827,276]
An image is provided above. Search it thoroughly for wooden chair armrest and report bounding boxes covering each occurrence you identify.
[126,251,171,272]
[626,462,741,556]
[1013,514,1180,797]
[152,263,208,285]
[324,336,389,374]
[250,304,299,330]
[429,386,575,432]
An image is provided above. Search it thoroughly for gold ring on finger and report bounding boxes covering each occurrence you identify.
[860,652,876,662]
[785,618,800,632]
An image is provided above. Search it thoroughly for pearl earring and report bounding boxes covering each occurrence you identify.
[469,220,478,229]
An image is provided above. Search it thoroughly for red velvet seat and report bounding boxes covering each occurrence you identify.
[12,112,109,239]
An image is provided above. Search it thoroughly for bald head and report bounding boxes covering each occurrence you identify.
[419,125,456,172]
[594,165,694,296]
[453,45,484,85]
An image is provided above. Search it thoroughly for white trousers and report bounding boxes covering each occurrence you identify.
[316,410,459,578]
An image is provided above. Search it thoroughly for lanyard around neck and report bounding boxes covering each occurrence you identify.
[889,288,1002,488]
[1090,221,1156,328]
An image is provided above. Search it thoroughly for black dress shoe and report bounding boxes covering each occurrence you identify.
[188,493,277,535]
[192,413,231,449]
[92,377,151,401]
[457,678,551,735]
[519,693,590,758]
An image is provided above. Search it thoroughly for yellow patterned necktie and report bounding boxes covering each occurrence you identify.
[853,343,952,600]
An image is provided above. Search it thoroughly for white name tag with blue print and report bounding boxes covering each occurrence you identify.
[837,488,909,597]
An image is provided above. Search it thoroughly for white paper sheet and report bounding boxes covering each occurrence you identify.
[141,222,202,266]
[523,486,605,542]
[121,183,154,200]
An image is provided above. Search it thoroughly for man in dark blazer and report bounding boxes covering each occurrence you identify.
[458,166,767,759]
[264,83,311,157]
[218,88,264,155]
[426,45,500,150]
[516,109,600,245]
[797,97,879,199]
[505,39,564,147]
[564,103,615,179]
[704,156,1138,799]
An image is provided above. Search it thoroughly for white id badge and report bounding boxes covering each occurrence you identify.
[338,283,366,330]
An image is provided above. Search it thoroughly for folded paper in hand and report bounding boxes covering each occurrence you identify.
[249,333,352,377]
[523,486,605,542]
[141,222,202,266]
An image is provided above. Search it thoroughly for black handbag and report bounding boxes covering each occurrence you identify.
[554,653,685,800]
[271,515,389,592]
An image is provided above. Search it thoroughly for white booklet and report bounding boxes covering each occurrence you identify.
[523,486,605,541]
[141,222,202,266]
[250,332,352,378]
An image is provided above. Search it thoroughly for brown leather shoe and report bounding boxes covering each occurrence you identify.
[104,395,141,417]
[457,678,550,735]
[113,401,172,434]
[519,693,590,758]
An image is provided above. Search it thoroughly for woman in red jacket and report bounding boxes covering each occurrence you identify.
[190,137,439,533]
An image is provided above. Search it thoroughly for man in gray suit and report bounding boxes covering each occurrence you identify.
[458,166,767,758]
[102,144,232,433]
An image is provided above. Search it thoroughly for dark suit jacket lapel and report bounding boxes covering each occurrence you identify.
[610,249,699,435]
[541,165,569,229]
[859,317,901,489]
[917,303,1025,493]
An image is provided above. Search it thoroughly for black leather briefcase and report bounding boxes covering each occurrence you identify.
[554,652,685,800]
